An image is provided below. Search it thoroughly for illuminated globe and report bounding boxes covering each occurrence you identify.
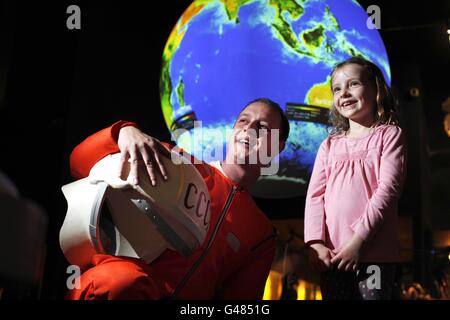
[160,0,390,198]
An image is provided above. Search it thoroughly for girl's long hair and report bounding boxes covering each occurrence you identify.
[328,57,399,135]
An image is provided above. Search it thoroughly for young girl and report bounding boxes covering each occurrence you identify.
[304,57,407,300]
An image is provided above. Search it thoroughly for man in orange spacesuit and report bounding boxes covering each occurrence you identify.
[67,98,290,300]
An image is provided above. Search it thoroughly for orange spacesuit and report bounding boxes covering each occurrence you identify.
[67,120,276,300]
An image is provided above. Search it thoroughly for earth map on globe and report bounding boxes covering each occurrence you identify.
[160,0,390,198]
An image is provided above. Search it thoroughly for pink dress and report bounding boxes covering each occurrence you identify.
[304,125,407,262]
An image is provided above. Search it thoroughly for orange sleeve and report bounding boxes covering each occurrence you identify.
[219,238,276,300]
[69,120,138,179]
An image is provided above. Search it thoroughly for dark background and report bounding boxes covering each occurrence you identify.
[1,0,449,299]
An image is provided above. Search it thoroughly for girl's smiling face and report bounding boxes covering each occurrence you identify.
[331,63,377,125]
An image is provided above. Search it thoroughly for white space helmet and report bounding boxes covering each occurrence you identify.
[60,148,211,270]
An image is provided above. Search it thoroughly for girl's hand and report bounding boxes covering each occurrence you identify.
[117,126,169,186]
[330,234,365,272]
[307,242,336,272]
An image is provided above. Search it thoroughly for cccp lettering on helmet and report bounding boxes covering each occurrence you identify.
[183,182,211,230]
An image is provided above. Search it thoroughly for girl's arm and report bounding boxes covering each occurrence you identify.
[350,126,407,241]
[304,139,336,271]
[304,139,328,245]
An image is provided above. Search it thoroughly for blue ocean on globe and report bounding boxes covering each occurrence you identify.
[160,0,390,198]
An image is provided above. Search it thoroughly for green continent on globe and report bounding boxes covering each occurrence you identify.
[219,0,253,23]
[175,78,186,107]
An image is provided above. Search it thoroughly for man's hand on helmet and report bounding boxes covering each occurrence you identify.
[117,126,169,186]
